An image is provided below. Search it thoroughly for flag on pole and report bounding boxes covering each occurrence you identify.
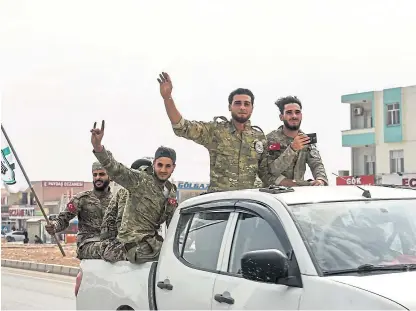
[1,131,28,193]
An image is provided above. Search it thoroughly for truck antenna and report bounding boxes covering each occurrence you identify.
[332,173,371,198]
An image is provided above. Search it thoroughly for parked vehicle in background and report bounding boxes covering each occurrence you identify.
[5,230,26,242]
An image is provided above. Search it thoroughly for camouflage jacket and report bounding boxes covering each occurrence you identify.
[93,147,178,245]
[172,116,275,192]
[265,126,328,185]
[51,189,113,246]
[100,187,129,240]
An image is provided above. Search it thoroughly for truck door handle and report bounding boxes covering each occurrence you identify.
[157,280,173,290]
[214,293,234,304]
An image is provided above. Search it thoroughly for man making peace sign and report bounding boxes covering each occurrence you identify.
[91,121,178,264]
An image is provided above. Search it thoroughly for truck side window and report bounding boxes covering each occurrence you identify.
[228,213,285,274]
[179,211,230,271]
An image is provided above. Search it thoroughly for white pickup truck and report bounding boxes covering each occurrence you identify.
[76,185,416,310]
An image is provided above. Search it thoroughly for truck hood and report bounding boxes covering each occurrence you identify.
[328,271,416,310]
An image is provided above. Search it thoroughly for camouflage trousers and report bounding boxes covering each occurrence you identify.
[76,241,102,259]
[100,238,127,263]
[124,236,163,265]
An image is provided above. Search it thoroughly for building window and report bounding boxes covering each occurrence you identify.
[364,155,376,175]
[386,103,400,126]
[390,150,404,173]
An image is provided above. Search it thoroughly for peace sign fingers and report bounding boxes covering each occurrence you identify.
[91,120,105,150]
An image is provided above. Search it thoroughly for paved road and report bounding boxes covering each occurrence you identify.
[1,267,76,310]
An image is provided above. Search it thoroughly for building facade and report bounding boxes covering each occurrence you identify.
[1,180,93,231]
[339,85,416,187]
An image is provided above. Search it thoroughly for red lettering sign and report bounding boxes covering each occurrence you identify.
[402,178,416,188]
[8,207,35,218]
[336,175,375,186]
[42,181,84,187]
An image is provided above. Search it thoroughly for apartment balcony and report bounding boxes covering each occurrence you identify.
[342,127,375,147]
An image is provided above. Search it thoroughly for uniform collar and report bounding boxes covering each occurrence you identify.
[277,125,304,138]
[229,119,252,133]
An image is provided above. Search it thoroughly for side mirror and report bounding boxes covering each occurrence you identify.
[240,249,289,283]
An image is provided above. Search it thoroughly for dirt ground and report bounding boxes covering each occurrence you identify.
[1,240,80,267]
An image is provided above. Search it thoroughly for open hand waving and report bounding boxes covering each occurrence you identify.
[90,120,105,152]
[157,72,173,100]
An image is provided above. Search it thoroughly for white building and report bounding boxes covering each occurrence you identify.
[339,85,416,188]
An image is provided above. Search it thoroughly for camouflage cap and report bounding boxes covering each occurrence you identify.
[92,161,105,171]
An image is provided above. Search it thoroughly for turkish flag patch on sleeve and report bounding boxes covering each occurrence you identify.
[67,202,77,213]
[268,143,281,151]
[168,198,177,206]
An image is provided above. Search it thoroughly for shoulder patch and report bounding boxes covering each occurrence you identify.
[309,144,321,158]
[67,202,77,213]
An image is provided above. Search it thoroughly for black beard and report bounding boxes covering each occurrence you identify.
[283,119,301,131]
[231,113,249,124]
[93,179,110,191]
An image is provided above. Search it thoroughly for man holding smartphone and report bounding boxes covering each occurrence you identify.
[264,96,328,187]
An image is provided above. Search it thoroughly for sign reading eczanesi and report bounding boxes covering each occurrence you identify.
[381,174,416,188]
[42,181,84,187]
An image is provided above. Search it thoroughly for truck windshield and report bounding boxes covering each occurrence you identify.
[290,199,416,273]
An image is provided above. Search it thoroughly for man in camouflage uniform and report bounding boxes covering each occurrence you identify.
[100,158,153,262]
[157,72,277,192]
[44,162,113,259]
[90,121,178,264]
[264,96,328,187]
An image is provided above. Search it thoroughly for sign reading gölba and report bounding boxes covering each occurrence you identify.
[176,181,209,203]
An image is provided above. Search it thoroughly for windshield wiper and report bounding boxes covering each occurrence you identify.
[323,263,416,276]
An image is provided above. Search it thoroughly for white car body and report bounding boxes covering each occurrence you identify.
[5,230,26,242]
[76,185,416,310]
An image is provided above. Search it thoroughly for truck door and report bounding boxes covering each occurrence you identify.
[212,201,303,310]
[154,200,237,310]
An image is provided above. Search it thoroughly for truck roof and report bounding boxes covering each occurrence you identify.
[178,185,416,209]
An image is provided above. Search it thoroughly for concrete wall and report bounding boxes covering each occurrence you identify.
[375,85,416,174]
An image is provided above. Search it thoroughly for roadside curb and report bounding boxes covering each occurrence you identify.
[1,259,79,277]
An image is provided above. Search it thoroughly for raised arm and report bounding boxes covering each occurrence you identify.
[91,121,142,189]
[157,72,214,146]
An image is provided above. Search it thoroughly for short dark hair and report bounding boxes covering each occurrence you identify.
[274,96,302,114]
[228,88,255,105]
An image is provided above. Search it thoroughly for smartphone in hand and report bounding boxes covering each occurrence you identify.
[305,133,317,144]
